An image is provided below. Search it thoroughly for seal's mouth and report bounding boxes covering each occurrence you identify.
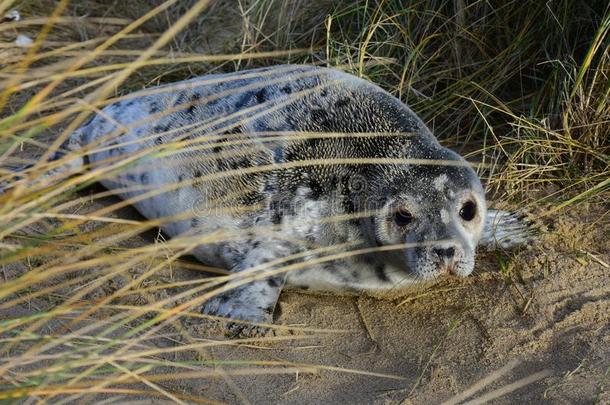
[436,262,456,275]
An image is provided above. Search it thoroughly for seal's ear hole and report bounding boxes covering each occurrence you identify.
[394,207,414,226]
[459,201,477,221]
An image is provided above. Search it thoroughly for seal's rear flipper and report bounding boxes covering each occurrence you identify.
[0,147,84,194]
[480,210,541,250]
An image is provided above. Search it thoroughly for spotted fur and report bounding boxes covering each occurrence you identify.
[30,65,535,336]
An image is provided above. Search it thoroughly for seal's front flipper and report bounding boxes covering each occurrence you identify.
[202,276,283,338]
[480,210,541,250]
[201,239,295,338]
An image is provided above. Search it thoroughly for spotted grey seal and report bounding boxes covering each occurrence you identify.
[5,65,535,336]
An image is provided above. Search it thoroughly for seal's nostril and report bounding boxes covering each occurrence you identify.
[434,247,455,259]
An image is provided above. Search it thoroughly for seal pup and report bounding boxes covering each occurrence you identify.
[3,65,536,336]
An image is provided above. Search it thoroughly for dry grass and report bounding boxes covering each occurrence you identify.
[0,0,608,403]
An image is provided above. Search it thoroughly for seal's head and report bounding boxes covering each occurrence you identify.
[370,145,486,281]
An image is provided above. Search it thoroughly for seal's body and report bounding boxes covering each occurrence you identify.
[51,65,527,335]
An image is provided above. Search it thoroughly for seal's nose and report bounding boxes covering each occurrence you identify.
[434,246,458,274]
[433,247,455,259]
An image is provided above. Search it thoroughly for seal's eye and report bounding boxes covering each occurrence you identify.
[459,201,477,221]
[394,207,413,226]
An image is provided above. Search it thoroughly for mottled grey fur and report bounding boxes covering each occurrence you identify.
[30,65,533,336]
